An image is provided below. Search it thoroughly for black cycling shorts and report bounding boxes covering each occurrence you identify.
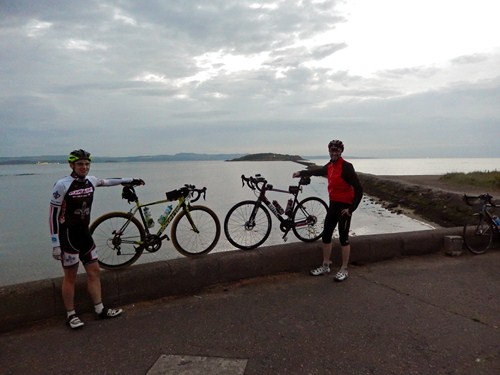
[59,225,98,268]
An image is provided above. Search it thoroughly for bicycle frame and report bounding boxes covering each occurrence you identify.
[133,197,184,241]
[475,205,499,233]
[246,175,319,239]
[462,193,499,255]
[224,174,327,250]
[120,185,203,248]
[465,194,499,233]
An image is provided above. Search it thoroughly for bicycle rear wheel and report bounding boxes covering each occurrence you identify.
[90,212,145,269]
[292,197,328,242]
[224,200,272,250]
[171,205,221,257]
[463,215,493,254]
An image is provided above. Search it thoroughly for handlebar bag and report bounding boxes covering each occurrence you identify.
[166,188,190,201]
[166,189,181,201]
[122,186,138,203]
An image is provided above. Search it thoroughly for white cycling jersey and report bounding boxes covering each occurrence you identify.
[49,173,134,248]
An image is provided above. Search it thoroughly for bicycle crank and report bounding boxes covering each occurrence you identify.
[144,234,162,252]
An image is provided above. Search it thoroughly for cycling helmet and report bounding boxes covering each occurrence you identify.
[328,139,344,151]
[68,149,92,163]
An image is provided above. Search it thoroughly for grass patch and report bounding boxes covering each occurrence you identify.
[440,171,500,189]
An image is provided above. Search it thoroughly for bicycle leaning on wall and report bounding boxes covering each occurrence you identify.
[90,181,221,269]
[462,193,499,254]
[224,174,328,250]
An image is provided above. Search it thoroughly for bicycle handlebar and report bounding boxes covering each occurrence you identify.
[121,181,207,204]
[463,193,497,207]
[182,184,207,203]
[240,174,311,193]
[121,180,145,188]
[166,184,207,203]
[241,174,268,192]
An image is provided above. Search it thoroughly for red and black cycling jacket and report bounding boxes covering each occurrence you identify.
[299,157,363,213]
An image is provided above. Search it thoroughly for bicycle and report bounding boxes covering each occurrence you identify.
[90,181,221,269]
[462,193,499,254]
[224,174,328,250]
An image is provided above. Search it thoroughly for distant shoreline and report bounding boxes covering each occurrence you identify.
[1,154,497,166]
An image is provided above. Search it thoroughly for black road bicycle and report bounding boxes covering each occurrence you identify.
[224,174,328,250]
[462,193,499,254]
[90,181,221,269]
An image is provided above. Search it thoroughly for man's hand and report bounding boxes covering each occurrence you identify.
[341,208,351,217]
[52,246,62,261]
[292,172,300,178]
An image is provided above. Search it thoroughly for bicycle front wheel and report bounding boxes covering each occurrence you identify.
[171,205,221,257]
[463,215,493,254]
[90,212,145,269]
[292,197,328,242]
[224,200,272,250]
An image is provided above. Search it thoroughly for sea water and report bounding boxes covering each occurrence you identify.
[0,158,498,286]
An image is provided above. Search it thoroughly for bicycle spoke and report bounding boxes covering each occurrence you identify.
[463,218,493,255]
[292,197,327,242]
[90,212,145,269]
[224,201,272,250]
[171,206,220,256]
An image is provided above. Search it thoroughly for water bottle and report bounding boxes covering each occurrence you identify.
[272,200,284,215]
[158,205,172,225]
[143,206,154,228]
[493,216,500,226]
[285,199,293,216]
[267,202,279,216]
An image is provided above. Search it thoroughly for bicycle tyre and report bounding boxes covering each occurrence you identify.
[292,197,328,242]
[224,200,272,250]
[171,205,221,257]
[90,212,145,269]
[463,215,493,254]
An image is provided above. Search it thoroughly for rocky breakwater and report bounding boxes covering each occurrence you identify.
[358,173,475,228]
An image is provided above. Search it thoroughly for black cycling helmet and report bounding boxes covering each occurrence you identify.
[328,139,344,151]
[68,149,92,163]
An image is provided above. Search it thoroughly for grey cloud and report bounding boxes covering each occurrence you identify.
[311,43,348,59]
[0,0,498,158]
[377,66,440,79]
[451,53,489,64]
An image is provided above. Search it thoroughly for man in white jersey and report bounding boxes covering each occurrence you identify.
[49,149,144,329]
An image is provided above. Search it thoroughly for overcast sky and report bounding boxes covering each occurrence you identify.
[1,0,499,158]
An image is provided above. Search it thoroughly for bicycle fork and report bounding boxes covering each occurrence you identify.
[183,205,200,234]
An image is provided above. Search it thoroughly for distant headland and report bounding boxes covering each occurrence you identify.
[227,153,305,162]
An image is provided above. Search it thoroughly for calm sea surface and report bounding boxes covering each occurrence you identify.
[1,158,498,286]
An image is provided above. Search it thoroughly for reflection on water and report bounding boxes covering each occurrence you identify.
[2,158,497,286]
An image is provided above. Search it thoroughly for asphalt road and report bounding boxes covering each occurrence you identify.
[1,250,499,375]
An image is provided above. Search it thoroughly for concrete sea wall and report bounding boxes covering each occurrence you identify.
[0,227,466,333]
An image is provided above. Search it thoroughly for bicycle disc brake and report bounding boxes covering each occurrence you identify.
[144,234,162,253]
